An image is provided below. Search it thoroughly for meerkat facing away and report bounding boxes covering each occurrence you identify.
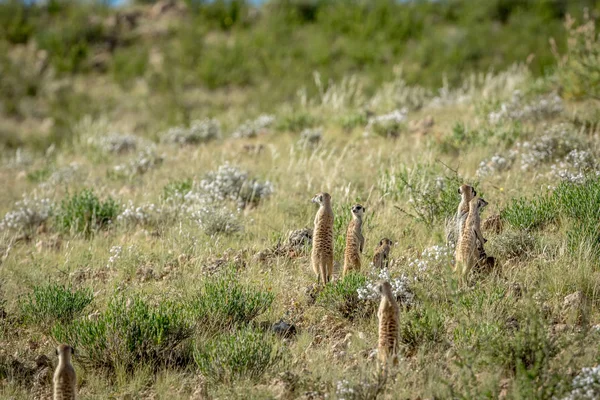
[311,192,334,285]
[53,344,76,400]
[446,184,477,246]
[372,238,393,269]
[343,204,365,276]
[377,281,400,367]
[455,197,488,281]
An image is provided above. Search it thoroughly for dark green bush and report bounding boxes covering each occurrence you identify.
[193,272,274,330]
[55,189,119,235]
[20,283,93,329]
[52,294,194,373]
[316,273,372,320]
[501,196,558,230]
[276,111,318,133]
[193,327,283,383]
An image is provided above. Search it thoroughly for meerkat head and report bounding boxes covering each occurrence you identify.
[458,184,476,200]
[376,280,394,298]
[378,238,393,247]
[469,197,488,212]
[311,192,331,206]
[55,344,74,362]
[351,204,365,219]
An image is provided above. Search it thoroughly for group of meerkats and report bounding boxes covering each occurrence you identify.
[49,185,489,398]
[310,183,492,366]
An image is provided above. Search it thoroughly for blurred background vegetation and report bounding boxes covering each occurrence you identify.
[0,0,598,150]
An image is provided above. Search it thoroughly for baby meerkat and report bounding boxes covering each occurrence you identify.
[53,344,76,400]
[343,204,365,276]
[377,280,400,367]
[455,197,488,282]
[311,192,334,285]
[372,238,393,269]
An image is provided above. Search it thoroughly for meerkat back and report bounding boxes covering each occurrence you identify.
[377,281,400,367]
[53,344,76,400]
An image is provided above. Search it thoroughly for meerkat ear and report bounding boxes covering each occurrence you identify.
[71,347,75,355]
[473,189,477,196]
[457,187,462,194]
[55,348,58,356]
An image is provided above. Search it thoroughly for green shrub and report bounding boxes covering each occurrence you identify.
[437,122,522,154]
[399,306,444,352]
[193,327,283,383]
[339,111,368,132]
[20,283,93,329]
[317,273,372,320]
[55,189,119,235]
[501,196,558,230]
[503,177,600,254]
[552,12,600,100]
[193,272,274,330]
[276,111,317,133]
[162,178,193,200]
[52,294,194,373]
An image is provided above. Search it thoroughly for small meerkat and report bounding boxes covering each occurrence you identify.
[377,280,400,367]
[311,192,334,285]
[53,344,76,400]
[455,197,488,281]
[372,238,393,269]
[343,204,365,276]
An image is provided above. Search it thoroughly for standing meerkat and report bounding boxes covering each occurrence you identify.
[311,192,334,285]
[446,184,477,246]
[53,344,76,400]
[372,238,393,269]
[454,197,488,281]
[343,204,365,276]
[377,280,400,367]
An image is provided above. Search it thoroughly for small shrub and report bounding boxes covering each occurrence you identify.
[501,196,558,230]
[276,111,317,133]
[399,306,444,353]
[0,194,53,234]
[487,91,563,124]
[163,178,193,201]
[339,111,368,132]
[199,163,274,209]
[55,189,119,235]
[193,327,282,383]
[561,365,600,400]
[20,283,93,329]
[317,273,373,320]
[193,272,274,330]
[366,109,407,138]
[111,148,164,178]
[52,294,194,373]
[551,11,600,101]
[190,205,242,237]
[231,114,275,138]
[161,119,221,145]
[490,230,538,261]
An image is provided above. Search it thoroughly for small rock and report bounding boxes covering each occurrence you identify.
[272,320,297,338]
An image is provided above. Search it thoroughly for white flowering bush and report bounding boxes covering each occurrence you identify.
[365,108,407,138]
[298,128,322,148]
[476,151,517,178]
[161,119,221,145]
[87,133,144,154]
[199,163,274,209]
[231,114,275,138]
[407,245,453,275]
[0,194,53,233]
[357,268,414,306]
[488,91,563,124]
[190,205,242,237]
[560,365,600,400]
[113,147,164,177]
[116,201,162,227]
[549,149,600,184]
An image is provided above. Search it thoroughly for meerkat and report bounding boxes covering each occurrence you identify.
[372,238,393,269]
[53,344,76,400]
[343,204,365,276]
[454,197,488,281]
[377,280,400,367]
[311,192,334,285]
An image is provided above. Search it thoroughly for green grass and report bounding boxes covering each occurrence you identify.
[2,1,600,399]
